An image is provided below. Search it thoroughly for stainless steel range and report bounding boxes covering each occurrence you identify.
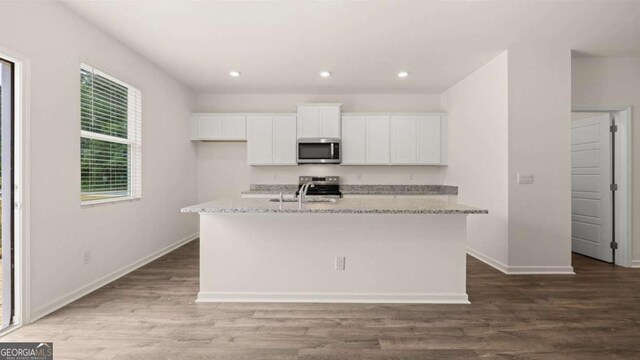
[296,176,342,198]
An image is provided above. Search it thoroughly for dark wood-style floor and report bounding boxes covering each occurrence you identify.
[2,240,640,359]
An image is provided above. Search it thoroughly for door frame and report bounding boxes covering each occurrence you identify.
[0,47,30,335]
[572,105,632,267]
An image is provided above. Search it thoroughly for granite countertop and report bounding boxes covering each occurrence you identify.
[241,184,458,196]
[340,184,457,195]
[182,197,487,215]
[242,184,299,194]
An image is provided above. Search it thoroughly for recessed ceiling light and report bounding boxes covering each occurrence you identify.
[320,71,331,78]
[397,71,409,78]
[229,71,241,77]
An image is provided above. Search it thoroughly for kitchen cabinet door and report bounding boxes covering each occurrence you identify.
[390,115,417,164]
[416,115,442,164]
[191,114,246,140]
[194,114,222,139]
[297,105,320,138]
[341,116,367,164]
[247,116,274,165]
[273,116,297,165]
[221,115,246,140]
[366,116,390,164]
[297,104,341,138]
[319,105,341,138]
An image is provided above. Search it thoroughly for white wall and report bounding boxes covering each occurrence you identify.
[197,142,251,202]
[572,56,640,262]
[443,46,573,274]
[195,93,446,201]
[507,43,572,271]
[0,1,198,318]
[441,51,509,267]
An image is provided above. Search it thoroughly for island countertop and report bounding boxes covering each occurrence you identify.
[181,197,488,215]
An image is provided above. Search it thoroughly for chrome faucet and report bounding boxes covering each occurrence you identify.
[298,182,315,210]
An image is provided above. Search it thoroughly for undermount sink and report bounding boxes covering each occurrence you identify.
[269,198,337,203]
[305,198,338,203]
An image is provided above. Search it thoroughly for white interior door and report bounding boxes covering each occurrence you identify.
[571,114,612,262]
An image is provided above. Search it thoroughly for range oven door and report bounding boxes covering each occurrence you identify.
[297,138,341,164]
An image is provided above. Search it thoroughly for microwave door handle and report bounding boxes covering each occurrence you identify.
[331,143,335,158]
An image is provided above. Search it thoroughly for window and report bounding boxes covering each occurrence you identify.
[80,64,141,204]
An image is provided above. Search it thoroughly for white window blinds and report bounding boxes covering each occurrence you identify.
[81,64,141,204]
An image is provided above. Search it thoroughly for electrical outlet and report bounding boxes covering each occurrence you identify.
[357,173,362,181]
[83,250,91,265]
[335,256,346,271]
[409,174,414,180]
[517,173,534,184]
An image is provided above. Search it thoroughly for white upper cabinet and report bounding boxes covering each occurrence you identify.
[366,116,391,164]
[191,114,246,140]
[341,116,367,164]
[247,115,297,166]
[341,115,390,165]
[192,110,447,167]
[341,113,447,166]
[319,105,341,138]
[297,105,320,138]
[297,104,341,139]
[390,115,445,165]
[273,116,297,165]
[416,115,444,164]
[390,115,417,164]
[221,115,246,139]
[247,116,274,165]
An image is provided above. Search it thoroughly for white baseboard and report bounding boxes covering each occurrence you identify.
[506,266,575,275]
[631,260,640,268]
[197,291,470,304]
[466,247,509,274]
[30,233,199,323]
[467,248,575,275]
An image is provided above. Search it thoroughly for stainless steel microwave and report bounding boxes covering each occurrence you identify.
[297,138,341,164]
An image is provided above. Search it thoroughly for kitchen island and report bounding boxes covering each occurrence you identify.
[182,197,487,304]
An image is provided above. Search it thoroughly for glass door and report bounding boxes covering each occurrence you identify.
[0,57,15,329]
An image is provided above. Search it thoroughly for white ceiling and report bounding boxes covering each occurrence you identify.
[61,1,640,94]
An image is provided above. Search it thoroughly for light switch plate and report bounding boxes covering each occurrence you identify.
[517,173,534,184]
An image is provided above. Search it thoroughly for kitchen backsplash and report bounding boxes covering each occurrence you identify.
[249,164,445,185]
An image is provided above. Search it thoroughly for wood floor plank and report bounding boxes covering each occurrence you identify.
[2,240,639,359]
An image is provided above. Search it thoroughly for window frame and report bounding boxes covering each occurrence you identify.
[80,63,142,206]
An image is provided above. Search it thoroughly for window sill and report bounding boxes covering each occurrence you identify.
[81,196,141,208]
